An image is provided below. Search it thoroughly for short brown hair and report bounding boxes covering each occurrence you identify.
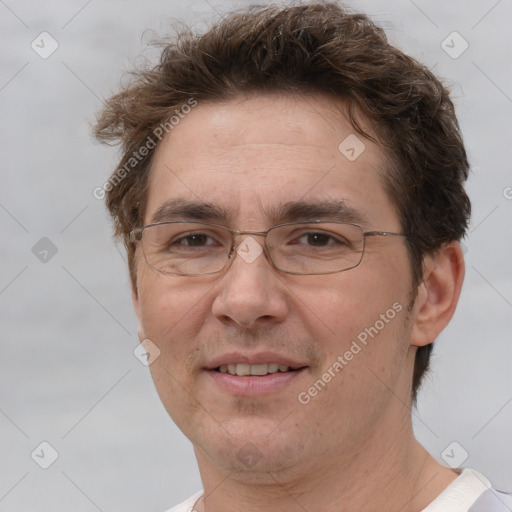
[94,2,471,403]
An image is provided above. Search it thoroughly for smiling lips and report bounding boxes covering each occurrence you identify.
[206,354,307,395]
[207,352,306,376]
[218,363,295,376]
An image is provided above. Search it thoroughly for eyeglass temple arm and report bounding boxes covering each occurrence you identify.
[129,229,143,243]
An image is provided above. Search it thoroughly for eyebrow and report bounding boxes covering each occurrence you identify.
[268,199,369,226]
[150,198,369,227]
[150,198,236,224]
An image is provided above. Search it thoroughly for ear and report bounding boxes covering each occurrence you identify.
[410,241,465,347]
[132,284,146,342]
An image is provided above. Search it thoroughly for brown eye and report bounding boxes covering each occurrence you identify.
[292,231,348,248]
[173,234,214,247]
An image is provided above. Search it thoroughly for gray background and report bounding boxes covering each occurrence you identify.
[1,0,511,511]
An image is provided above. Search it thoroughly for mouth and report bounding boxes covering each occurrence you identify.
[215,362,305,376]
[205,357,308,396]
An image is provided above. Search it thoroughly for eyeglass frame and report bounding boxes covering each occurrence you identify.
[129,219,408,277]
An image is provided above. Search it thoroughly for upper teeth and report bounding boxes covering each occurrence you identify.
[219,363,291,376]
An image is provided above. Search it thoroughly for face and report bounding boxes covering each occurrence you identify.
[133,94,417,478]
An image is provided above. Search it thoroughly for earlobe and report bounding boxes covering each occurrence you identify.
[410,242,465,348]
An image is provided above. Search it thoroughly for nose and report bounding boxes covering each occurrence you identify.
[211,236,289,329]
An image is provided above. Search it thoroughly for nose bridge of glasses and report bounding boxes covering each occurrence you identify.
[222,227,275,272]
[228,228,268,251]
[231,228,268,238]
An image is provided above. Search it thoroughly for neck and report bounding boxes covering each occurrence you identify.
[193,404,458,512]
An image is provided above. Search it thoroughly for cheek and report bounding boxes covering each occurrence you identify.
[136,270,212,427]
[136,263,208,340]
[295,276,411,421]
[291,251,412,396]
[293,263,407,339]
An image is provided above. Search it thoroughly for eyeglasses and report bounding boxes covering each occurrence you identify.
[130,220,407,276]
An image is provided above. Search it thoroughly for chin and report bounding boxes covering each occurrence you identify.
[195,416,309,476]
[214,443,306,479]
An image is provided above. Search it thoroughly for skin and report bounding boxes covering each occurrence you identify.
[132,93,465,512]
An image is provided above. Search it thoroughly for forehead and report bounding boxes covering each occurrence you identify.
[145,93,398,229]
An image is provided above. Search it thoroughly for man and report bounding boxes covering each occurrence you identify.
[94,2,511,511]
